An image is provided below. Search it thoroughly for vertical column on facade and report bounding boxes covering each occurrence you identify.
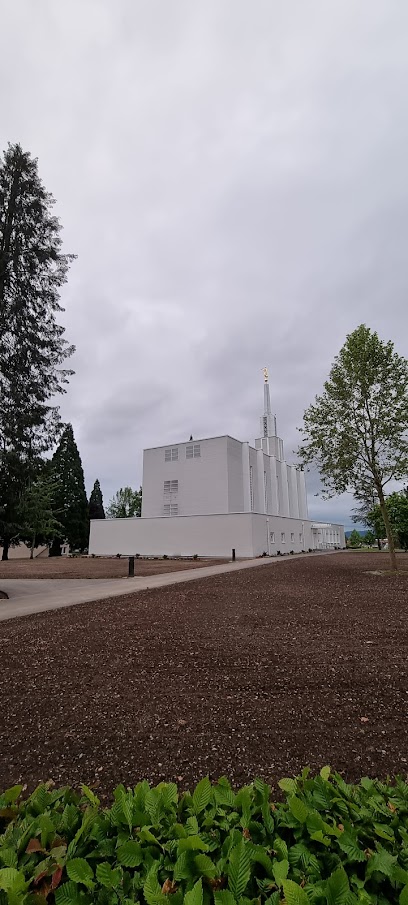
[268,456,279,514]
[279,461,290,517]
[297,468,308,519]
[256,448,266,513]
[242,442,251,512]
[288,466,299,519]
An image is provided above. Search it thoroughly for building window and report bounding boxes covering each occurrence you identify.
[165,447,178,462]
[164,479,178,494]
[281,532,285,543]
[270,531,275,543]
[186,444,201,459]
[299,532,303,544]
[264,471,268,511]
[164,503,178,516]
[291,532,295,542]
[249,465,254,510]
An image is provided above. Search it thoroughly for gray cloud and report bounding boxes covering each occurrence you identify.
[1,0,407,519]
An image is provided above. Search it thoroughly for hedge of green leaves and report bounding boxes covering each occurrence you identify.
[1,769,408,905]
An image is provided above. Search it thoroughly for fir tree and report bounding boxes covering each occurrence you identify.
[0,143,75,558]
[50,424,89,554]
[89,479,105,520]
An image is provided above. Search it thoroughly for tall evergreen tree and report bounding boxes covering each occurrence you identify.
[0,143,75,558]
[50,424,89,555]
[89,479,105,520]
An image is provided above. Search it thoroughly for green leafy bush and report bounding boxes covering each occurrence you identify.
[1,769,408,904]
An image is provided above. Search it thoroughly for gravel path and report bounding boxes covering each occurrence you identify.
[1,551,407,796]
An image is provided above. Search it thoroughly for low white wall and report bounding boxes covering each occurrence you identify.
[89,513,254,559]
[89,513,345,559]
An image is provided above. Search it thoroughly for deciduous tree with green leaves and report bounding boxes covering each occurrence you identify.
[298,325,408,571]
[366,491,408,552]
[107,486,142,519]
[89,479,105,520]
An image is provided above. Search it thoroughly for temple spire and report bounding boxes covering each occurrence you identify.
[261,367,277,437]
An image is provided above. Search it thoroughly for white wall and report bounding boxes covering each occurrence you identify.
[89,513,345,559]
[142,437,229,518]
[90,513,254,558]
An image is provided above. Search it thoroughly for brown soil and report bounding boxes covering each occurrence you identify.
[0,556,227,580]
[0,551,407,796]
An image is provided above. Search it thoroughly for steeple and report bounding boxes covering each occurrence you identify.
[261,367,277,438]
[255,368,284,460]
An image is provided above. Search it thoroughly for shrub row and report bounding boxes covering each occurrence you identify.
[1,769,408,904]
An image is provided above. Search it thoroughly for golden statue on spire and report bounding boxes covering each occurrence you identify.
[262,366,269,383]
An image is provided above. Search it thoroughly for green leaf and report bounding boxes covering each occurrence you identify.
[320,766,331,781]
[173,853,192,881]
[117,840,143,867]
[66,858,95,889]
[184,878,203,905]
[228,839,251,900]
[0,848,18,869]
[326,868,350,905]
[374,823,394,841]
[55,880,84,905]
[273,859,289,885]
[288,797,308,824]
[192,778,212,814]
[400,885,408,905]
[186,816,199,836]
[139,827,162,846]
[80,784,100,808]
[178,836,209,853]
[0,868,27,893]
[214,892,236,905]
[96,862,122,889]
[281,879,309,905]
[366,848,397,878]
[3,786,23,805]
[194,854,217,878]
[144,865,168,905]
[278,779,297,794]
[274,837,288,861]
[337,832,365,862]
[251,847,275,877]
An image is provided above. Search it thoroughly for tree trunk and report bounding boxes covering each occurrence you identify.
[1,537,9,561]
[30,534,35,559]
[377,485,398,571]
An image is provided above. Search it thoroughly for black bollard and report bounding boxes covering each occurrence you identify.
[232,548,236,562]
[128,555,135,577]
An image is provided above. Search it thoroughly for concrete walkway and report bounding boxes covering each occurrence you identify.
[0,552,335,621]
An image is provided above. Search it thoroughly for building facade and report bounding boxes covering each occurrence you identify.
[89,371,345,558]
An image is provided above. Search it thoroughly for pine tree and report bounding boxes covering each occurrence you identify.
[50,424,89,554]
[0,143,75,559]
[89,479,105,520]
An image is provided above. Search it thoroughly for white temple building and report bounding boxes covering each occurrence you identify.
[89,371,345,558]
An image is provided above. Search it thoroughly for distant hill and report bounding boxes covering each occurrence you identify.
[345,529,369,539]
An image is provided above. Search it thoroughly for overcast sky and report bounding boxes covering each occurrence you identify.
[1,1,407,529]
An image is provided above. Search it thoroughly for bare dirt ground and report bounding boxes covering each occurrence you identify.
[1,551,407,796]
[0,556,227,580]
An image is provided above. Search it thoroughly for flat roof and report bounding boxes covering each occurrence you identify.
[144,435,243,452]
